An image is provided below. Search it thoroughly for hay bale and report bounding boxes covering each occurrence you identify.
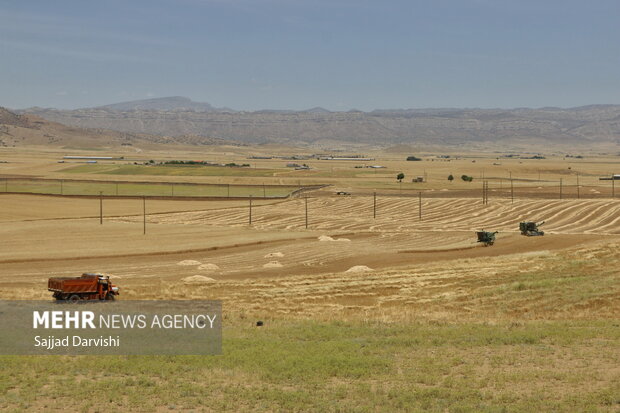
[198,263,220,271]
[264,252,285,258]
[177,260,202,266]
[263,261,283,268]
[182,275,215,284]
[318,235,351,242]
[345,265,374,273]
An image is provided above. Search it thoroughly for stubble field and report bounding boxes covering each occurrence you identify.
[0,146,618,411]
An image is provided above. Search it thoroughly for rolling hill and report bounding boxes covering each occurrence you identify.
[0,107,240,148]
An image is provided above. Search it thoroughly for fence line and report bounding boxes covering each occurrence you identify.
[360,182,618,200]
[0,177,327,199]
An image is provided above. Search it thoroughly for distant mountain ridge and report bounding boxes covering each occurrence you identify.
[92,97,331,114]
[95,96,233,112]
[16,98,620,148]
[0,107,31,128]
[0,106,243,148]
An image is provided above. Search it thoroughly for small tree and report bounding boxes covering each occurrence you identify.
[448,174,454,182]
[397,173,405,182]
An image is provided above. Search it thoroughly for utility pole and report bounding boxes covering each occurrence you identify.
[249,195,252,225]
[305,196,308,229]
[482,181,491,205]
[486,181,489,205]
[486,181,488,205]
[99,191,103,225]
[576,173,580,199]
[143,196,146,235]
[510,178,514,204]
[373,191,376,219]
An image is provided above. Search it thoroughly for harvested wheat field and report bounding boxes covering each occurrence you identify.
[4,2,620,409]
[1,192,618,312]
[0,148,619,412]
[2,193,618,284]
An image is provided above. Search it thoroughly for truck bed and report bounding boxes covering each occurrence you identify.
[48,275,98,293]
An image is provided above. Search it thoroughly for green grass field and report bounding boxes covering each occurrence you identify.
[2,179,299,198]
[62,164,283,177]
[277,168,395,178]
[1,320,617,412]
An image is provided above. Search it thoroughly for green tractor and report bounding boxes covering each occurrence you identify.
[519,221,545,236]
[476,230,498,246]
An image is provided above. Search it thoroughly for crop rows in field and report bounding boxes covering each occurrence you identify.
[120,197,620,235]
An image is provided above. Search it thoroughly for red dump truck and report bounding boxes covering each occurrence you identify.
[48,273,119,301]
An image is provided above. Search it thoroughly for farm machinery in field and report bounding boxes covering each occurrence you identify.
[476,231,498,246]
[519,221,545,236]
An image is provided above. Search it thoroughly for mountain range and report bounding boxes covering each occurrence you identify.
[96,96,226,112]
[15,97,620,149]
[0,106,238,148]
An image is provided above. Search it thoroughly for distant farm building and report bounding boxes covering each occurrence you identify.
[63,156,117,160]
[318,156,374,161]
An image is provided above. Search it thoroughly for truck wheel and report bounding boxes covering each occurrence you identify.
[105,293,115,301]
[68,294,81,302]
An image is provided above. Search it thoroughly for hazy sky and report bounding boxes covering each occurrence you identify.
[1,0,619,111]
